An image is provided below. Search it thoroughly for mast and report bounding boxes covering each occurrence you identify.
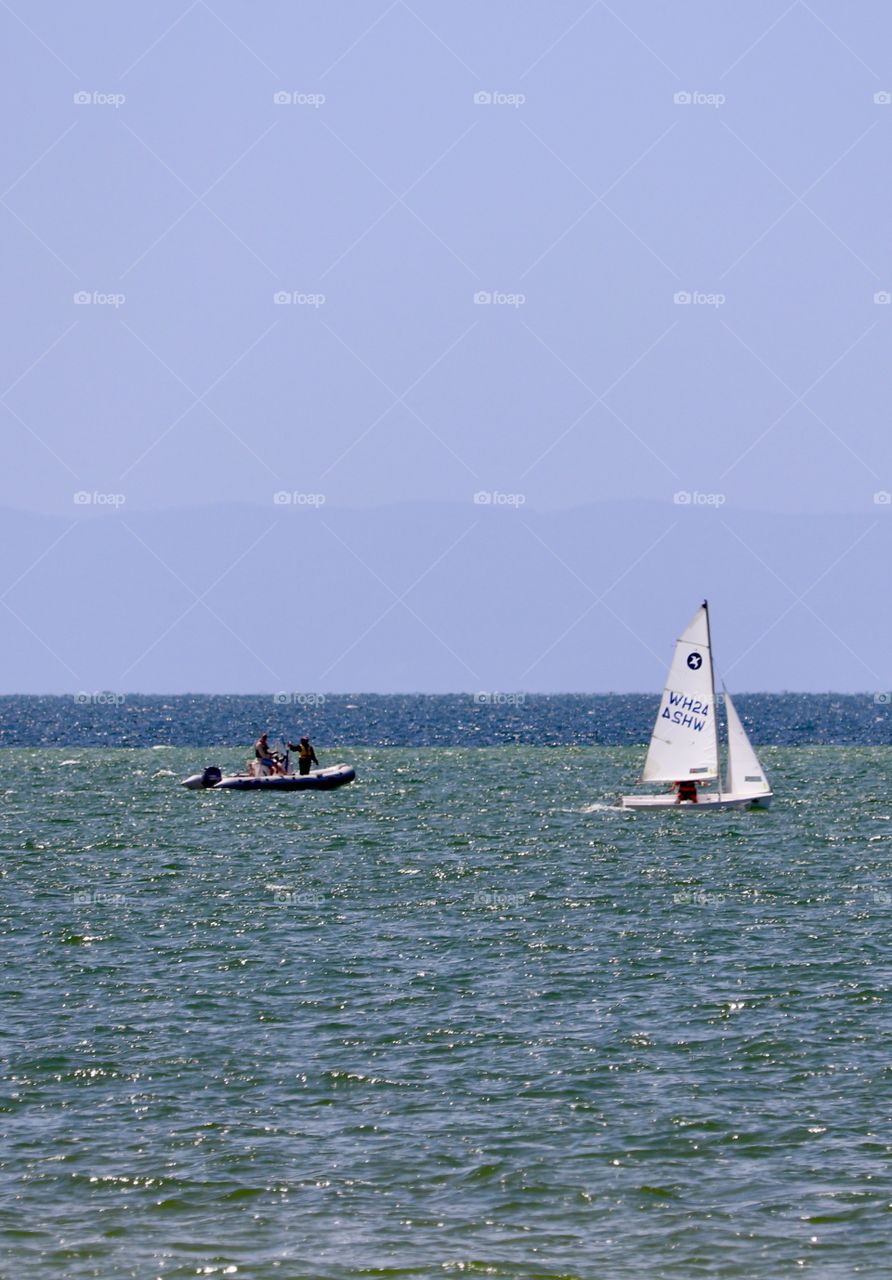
[703,598,721,799]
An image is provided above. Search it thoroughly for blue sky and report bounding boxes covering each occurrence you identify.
[2,2,891,693]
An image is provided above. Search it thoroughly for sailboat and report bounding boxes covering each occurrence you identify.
[618,600,772,810]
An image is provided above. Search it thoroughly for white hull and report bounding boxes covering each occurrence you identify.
[618,791,772,811]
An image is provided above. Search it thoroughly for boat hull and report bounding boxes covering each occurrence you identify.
[182,764,356,791]
[618,791,772,811]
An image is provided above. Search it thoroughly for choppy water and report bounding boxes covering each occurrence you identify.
[2,744,892,1278]
[0,692,889,747]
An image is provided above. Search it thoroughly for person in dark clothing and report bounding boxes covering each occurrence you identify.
[287,735,319,776]
[675,780,698,803]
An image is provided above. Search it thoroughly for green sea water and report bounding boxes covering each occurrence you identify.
[2,745,891,1278]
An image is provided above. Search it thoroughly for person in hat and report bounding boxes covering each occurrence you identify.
[287,735,319,776]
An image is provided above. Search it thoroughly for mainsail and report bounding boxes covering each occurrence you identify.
[641,602,719,783]
[724,690,770,798]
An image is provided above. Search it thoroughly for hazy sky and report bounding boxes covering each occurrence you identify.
[2,2,891,693]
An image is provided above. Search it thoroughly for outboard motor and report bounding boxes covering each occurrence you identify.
[200,765,223,788]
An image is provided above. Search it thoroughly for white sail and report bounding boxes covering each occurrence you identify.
[641,602,719,783]
[724,690,770,798]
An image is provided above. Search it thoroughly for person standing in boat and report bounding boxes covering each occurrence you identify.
[287,735,319,776]
[675,780,698,804]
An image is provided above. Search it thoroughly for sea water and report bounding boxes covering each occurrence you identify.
[1,702,891,1277]
[0,691,888,748]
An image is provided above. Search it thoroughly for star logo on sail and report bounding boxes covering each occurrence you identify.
[618,601,772,809]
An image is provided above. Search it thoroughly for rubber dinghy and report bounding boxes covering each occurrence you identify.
[616,600,772,811]
[182,763,356,791]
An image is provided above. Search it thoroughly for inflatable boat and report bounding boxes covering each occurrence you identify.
[181,763,356,791]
